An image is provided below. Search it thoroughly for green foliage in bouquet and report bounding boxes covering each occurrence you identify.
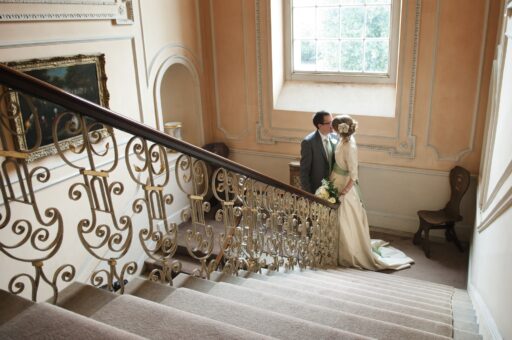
[315,178,339,204]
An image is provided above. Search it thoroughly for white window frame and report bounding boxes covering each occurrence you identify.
[284,0,401,84]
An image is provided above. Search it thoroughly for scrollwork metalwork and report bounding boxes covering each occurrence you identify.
[126,136,180,285]
[0,75,339,303]
[0,93,75,302]
[50,109,134,292]
[175,154,214,279]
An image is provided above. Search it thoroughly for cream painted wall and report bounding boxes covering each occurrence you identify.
[469,2,512,339]
[0,0,206,300]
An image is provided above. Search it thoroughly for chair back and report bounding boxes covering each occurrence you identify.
[444,166,470,219]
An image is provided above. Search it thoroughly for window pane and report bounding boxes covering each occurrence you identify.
[294,39,317,71]
[317,7,340,38]
[340,0,364,4]
[293,0,316,7]
[317,0,340,5]
[340,6,364,38]
[364,39,388,72]
[366,5,390,38]
[340,40,363,72]
[291,0,395,77]
[293,8,316,38]
[317,40,339,71]
[366,0,391,4]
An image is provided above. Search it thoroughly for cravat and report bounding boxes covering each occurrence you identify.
[324,138,332,168]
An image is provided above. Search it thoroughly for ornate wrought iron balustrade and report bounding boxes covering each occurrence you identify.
[0,63,338,303]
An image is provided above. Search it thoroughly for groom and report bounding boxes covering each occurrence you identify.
[300,110,337,194]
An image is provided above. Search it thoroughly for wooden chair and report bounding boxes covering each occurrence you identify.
[413,166,470,258]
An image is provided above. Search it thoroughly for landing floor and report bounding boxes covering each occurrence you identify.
[370,230,469,289]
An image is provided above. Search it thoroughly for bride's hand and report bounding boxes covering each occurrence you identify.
[338,195,344,205]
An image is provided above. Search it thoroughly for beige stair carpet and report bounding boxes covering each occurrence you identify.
[272,270,453,308]
[160,286,372,340]
[91,293,275,340]
[0,301,144,340]
[233,274,452,324]
[259,275,452,314]
[175,274,452,339]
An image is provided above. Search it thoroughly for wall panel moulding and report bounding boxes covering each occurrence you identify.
[0,0,134,24]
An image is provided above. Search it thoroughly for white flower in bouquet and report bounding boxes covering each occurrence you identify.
[328,197,336,204]
[315,186,329,199]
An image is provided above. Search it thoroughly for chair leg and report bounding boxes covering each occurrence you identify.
[447,223,464,252]
[413,221,423,245]
[445,228,453,241]
[423,226,431,258]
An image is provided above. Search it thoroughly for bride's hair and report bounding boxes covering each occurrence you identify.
[332,115,358,141]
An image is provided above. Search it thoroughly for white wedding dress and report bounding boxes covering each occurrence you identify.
[330,138,414,271]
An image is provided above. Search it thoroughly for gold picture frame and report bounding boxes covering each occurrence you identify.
[5,54,110,162]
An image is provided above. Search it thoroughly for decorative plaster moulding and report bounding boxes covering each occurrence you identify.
[0,0,133,24]
[425,0,490,162]
[255,0,421,159]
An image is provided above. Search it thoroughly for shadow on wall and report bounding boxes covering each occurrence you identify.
[160,63,203,146]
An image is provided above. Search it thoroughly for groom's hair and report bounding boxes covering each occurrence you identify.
[313,110,330,129]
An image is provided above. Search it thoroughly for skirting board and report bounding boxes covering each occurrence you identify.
[468,281,503,340]
[368,225,467,244]
[367,210,473,241]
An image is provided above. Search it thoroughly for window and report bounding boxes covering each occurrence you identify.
[285,0,400,84]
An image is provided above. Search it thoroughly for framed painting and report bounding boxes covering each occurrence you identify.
[4,54,110,162]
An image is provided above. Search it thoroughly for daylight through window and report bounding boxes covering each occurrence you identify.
[291,0,394,79]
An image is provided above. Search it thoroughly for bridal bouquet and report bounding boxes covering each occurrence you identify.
[315,178,339,204]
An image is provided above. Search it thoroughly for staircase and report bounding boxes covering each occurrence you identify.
[0,63,482,340]
[0,267,481,339]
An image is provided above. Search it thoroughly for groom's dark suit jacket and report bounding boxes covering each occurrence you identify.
[300,130,337,194]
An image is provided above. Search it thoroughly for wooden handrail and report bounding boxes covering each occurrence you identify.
[0,63,337,208]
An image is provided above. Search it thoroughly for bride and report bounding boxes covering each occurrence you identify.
[329,115,414,271]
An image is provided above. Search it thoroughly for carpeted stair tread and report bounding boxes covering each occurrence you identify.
[254,273,452,315]
[161,287,372,339]
[0,289,34,326]
[0,302,144,340]
[123,277,176,302]
[330,267,455,290]
[178,275,452,339]
[219,274,452,327]
[303,269,454,299]
[173,272,218,292]
[271,270,453,307]
[91,293,273,340]
[55,282,118,317]
[327,268,455,293]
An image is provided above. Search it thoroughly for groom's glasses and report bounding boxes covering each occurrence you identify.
[320,122,332,125]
